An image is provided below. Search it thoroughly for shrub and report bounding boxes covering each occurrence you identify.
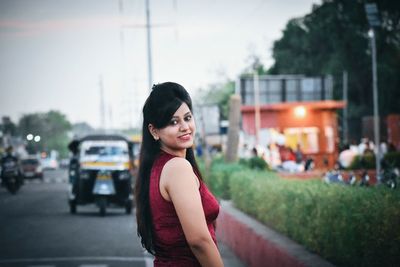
[348,152,400,170]
[348,154,375,169]
[208,161,244,199]
[383,151,400,168]
[227,169,400,267]
[197,158,207,179]
[239,156,269,170]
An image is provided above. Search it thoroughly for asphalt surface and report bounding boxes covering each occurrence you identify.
[0,169,245,267]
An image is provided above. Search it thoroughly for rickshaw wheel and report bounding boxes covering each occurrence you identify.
[125,201,132,214]
[99,197,107,216]
[69,200,77,214]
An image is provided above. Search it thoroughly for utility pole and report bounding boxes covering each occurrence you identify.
[370,28,380,178]
[342,70,348,144]
[121,0,175,94]
[225,95,241,162]
[99,75,106,130]
[365,3,381,181]
[253,72,261,147]
[145,0,153,91]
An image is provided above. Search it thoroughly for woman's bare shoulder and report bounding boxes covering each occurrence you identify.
[162,157,193,175]
[159,157,199,201]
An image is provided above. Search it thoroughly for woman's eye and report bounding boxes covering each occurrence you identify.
[184,115,192,121]
[169,120,178,125]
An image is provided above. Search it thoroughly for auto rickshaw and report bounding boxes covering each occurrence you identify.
[67,134,136,216]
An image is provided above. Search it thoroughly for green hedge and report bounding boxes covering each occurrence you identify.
[348,152,400,170]
[209,160,245,199]
[239,156,269,170]
[205,156,269,199]
[207,161,400,267]
[348,154,376,169]
[384,151,400,168]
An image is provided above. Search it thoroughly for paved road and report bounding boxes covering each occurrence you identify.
[0,169,148,267]
[0,169,245,267]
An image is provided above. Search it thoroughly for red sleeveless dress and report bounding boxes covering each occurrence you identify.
[149,151,220,267]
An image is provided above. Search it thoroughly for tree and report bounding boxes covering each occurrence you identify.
[18,114,45,154]
[1,116,18,136]
[18,110,72,157]
[242,53,268,76]
[1,116,18,151]
[195,80,235,121]
[269,0,400,141]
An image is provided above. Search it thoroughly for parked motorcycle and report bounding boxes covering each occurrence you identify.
[323,170,345,184]
[359,170,370,187]
[379,161,399,189]
[346,171,357,185]
[324,170,368,187]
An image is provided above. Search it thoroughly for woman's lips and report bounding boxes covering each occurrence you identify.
[178,133,191,141]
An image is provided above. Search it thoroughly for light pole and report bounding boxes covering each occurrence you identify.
[342,70,348,144]
[364,3,381,180]
[145,0,153,91]
[253,72,261,147]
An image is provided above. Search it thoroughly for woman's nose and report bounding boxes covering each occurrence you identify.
[179,121,189,131]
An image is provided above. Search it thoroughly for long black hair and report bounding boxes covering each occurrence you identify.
[135,82,202,254]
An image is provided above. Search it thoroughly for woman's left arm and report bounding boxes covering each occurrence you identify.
[161,158,224,267]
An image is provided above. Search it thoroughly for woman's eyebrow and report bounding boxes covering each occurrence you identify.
[171,111,192,118]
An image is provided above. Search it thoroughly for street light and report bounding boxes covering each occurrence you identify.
[364,3,381,181]
[26,134,40,154]
[26,134,34,141]
[34,135,41,143]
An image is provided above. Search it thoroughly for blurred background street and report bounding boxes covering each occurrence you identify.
[1,1,400,266]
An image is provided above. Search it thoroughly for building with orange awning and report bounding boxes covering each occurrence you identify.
[239,74,345,169]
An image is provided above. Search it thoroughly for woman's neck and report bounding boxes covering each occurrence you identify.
[160,147,186,158]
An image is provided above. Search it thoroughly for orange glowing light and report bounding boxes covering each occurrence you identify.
[294,106,306,118]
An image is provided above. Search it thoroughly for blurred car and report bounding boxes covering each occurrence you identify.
[21,157,43,179]
[59,158,70,169]
[41,157,59,170]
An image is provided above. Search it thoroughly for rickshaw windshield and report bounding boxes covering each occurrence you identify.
[80,140,129,160]
[85,146,128,156]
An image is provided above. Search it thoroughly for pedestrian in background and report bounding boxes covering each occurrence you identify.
[338,144,356,169]
[294,144,304,165]
[1,146,22,186]
[135,82,223,267]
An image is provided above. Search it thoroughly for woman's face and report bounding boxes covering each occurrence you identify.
[150,102,196,157]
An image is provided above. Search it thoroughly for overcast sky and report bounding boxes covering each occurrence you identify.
[0,0,319,129]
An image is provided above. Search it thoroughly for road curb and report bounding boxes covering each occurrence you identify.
[216,200,335,267]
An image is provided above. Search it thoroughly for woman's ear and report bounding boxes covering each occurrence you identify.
[148,124,159,141]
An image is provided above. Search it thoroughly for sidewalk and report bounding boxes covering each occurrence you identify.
[219,241,247,267]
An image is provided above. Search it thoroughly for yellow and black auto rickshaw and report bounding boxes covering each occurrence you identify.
[67,134,136,216]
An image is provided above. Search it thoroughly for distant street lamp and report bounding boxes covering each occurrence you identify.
[34,135,41,143]
[26,134,34,141]
[364,3,381,181]
[26,134,40,154]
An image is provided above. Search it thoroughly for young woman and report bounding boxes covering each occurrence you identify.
[135,82,224,267]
